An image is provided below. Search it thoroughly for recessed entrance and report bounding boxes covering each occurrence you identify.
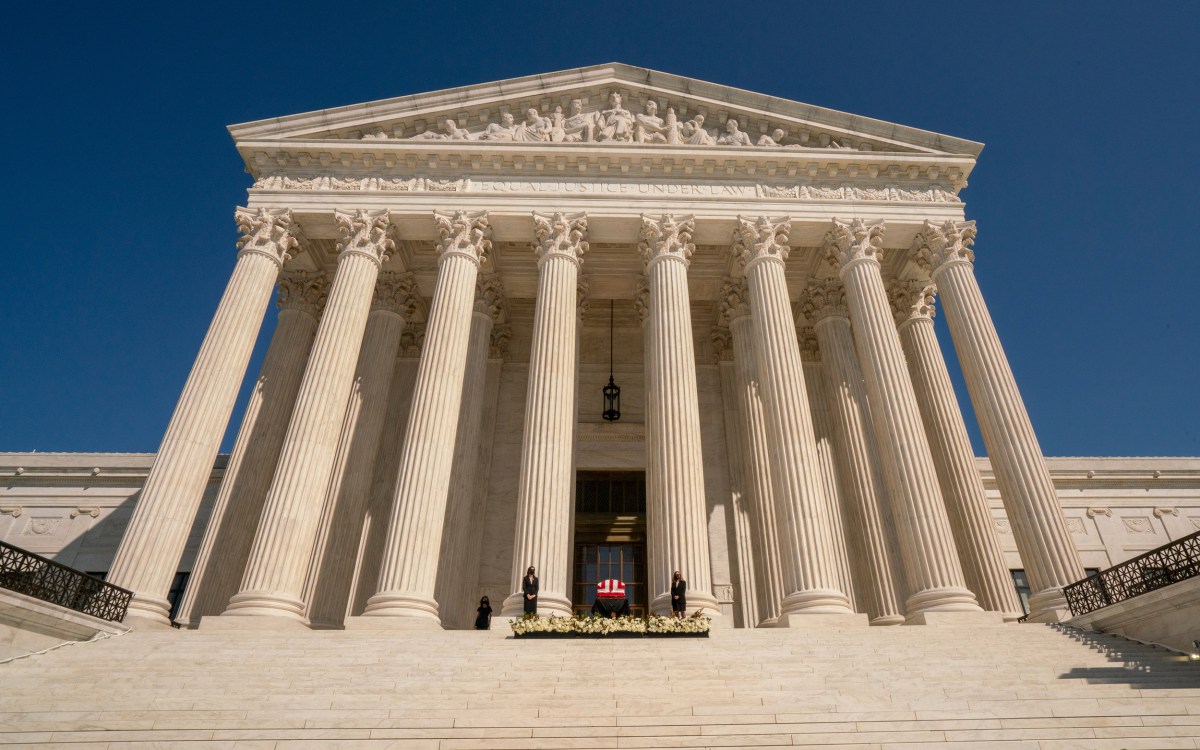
[572,471,647,616]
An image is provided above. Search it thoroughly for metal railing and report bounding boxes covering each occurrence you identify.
[0,541,132,623]
[1063,529,1200,617]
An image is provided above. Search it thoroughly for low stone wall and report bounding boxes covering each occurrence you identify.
[0,588,127,661]
[1067,575,1200,656]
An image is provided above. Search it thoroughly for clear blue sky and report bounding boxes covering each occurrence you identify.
[2,2,1197,457]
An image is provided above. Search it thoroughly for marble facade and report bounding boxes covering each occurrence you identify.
[6,64,1196,630]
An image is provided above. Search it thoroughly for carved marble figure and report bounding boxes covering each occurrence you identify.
[717,119,753,147]
[596,92,634,142]
[635,100,666,144]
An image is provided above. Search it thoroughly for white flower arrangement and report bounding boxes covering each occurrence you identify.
[509,612,710,637]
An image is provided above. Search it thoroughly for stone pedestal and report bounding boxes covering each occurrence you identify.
[638,215,720,617]
[221,209,394,625]
[176,271,326,627]
[800,283,907,626]
[825,218,980,620]
[359,210,490,625]
[502,214,586,619]
[733,216,854,617]
[912,221,1084,621]
[890,280,1024,620]
[107,208,297,626]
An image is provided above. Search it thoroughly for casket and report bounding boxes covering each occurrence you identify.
[596,578,626,599]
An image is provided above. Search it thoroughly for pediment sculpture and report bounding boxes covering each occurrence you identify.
[362,91,859,151]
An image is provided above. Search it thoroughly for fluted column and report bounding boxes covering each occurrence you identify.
[638,215,719,617]
[108,208,296,625]
[501,213,587,618]
[824,219,980,620]
[799,281,907,625]
[220,209,394,624]
[912,221,1083,620]
[889,280,1023,619]
[361,210,491,623]
[302,272,420,628]
[732,217,854,621]
[437,276,505,627]
[177,270,327,626]
[717,278,784,625]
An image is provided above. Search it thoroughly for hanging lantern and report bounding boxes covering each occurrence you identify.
[602,299,621,421]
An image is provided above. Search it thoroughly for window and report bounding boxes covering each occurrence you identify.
[1010,569,1031,615]
[166,572,190,622]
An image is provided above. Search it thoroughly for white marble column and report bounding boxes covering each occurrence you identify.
[638,215,720,617]
[732,217,855,621]
[219,209,394,624]
[361,210,491,624]
[501,213,587,618]
[176,270,327,626]
[108,207,297,626]
[912,220,1084,620]
[824,219,981,621]
[437,275,505,628]
[800,281,907,625]
[717,278,784,625]
[302,272,420,629]
[889,280,1024,619]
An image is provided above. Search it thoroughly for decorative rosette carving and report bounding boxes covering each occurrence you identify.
[911,219,978,276]
[235,207,298,267]
[474,275,507,323]
[533,211,589,266]
[372,271,421,317]
[797,278,849,324]
[823,218,886,272]
[276,270,329,317]
[638,214,695,268]
[797,326,821,362]
[334,209,394,265]
[733,216,792,270]
[716,276,751,327]
[711,325,734,363]
[887,279,937,327]
[434,210,491,266]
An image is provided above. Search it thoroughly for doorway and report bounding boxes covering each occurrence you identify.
[572,471,648,616]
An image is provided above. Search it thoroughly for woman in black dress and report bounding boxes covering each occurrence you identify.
[671,570,687,618]
[474,596,493,630]
[522,566,539,616]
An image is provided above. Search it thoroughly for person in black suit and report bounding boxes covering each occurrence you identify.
[671,570,687,618]
[522,566,539,616]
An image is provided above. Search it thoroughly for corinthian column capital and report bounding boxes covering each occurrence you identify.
[711,325,734,363]
[276,270,329,318]
[797,325,821,363]
[334,209,395,266]
[576,277,591,322]
[235,207,299,267]
[888,279,938,328]
[911,220,978,277]
[823,218,886,273]
[638,214,695,268]
[533,211,589,266]
[634,275,650,324]
[716,276,751,327]
[434,210,492,266]
[372,271,421,316]
[733,216,792,270]
[474,274,507,323]
[797,278,849,324]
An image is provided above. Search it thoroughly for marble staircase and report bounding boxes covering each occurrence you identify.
[2,623,1200,749]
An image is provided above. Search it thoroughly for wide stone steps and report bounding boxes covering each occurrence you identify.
[2,623,1199,748]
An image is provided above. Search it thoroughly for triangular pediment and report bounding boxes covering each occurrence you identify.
[228,63,982,157]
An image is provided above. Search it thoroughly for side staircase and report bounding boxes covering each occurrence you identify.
[2,622,1199,749]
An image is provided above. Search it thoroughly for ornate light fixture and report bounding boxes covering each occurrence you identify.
[602,299,621,421]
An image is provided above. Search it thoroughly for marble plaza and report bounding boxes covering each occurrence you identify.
[4,63,1199,636]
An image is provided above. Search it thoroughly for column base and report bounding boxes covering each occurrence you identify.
[221,591,308,622]
[122,593,174,629]
[905,610,1007,627]
[1025,587,1072,623]
[361,591,442,621]
[904,586,983,617]
[344,615,444,631]
[780,588,855,615]
[775,612,869,629]
[199,614,311,631]
[869,614,906,627]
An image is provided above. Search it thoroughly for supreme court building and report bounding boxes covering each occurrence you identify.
[43,63,1189,632]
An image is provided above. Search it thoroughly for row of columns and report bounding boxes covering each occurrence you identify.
[109,204,1082,628]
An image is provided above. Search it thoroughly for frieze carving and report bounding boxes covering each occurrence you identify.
[253,175,471,192]
[756,184,960,203]
[533,212,589,265]
[1123,517,1154,534]
[24,517,61,536]
[797,279,849,325]
[361,90,864,152]
[712,584,735,603]
[1065,518,1085,535]
[888,280,937,327]
[993,519,1011,534]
